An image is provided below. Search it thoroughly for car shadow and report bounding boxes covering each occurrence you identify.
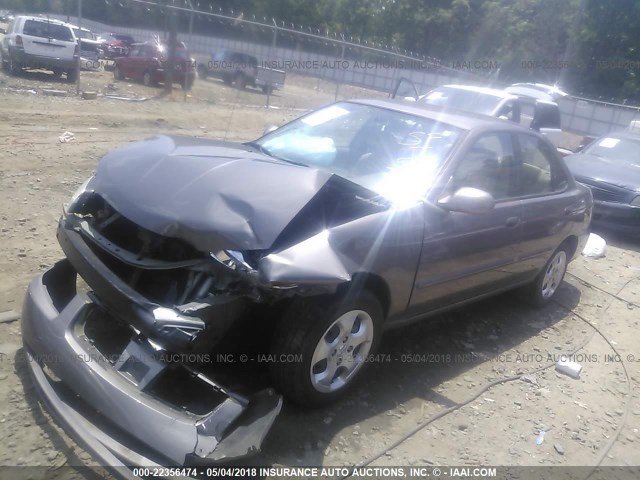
[6,69,74,84]
[257,280,582,466]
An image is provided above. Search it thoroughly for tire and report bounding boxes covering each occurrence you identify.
[113,65,123,80]
[222,74,232,85]
[66,69,78,83]
[7,51,20,75]
[523,246,568,307]
[269,290,383,407]
[197,65,207,80]
[234,73,246,90]
[51,68,63,79]
[143,71,153,87]
[262,85,273,95]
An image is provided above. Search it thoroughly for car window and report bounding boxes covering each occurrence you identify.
[516,134,568,195]
[450,132,517,200]
[23,20,74,42]
[129,45,142,57]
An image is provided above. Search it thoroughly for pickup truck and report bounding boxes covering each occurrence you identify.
[197,50,285,94]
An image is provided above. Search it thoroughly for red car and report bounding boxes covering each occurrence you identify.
[97,32,135,60]
[113,41,196,90]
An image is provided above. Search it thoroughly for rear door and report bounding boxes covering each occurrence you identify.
[513,133,576,275]
[21,19,75,60]
[410,131,524,310]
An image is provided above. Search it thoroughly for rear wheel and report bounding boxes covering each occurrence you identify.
[51,68,63,79]
[523,246,568,307]
[269,291,383,406]
[66,69,78,83]
[234,72,246,89]
[143,71,154,87]
[113,65,123,80]
[7,52,20,75]
[262,85,273,95]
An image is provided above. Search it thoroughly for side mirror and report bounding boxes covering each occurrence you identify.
[263,125,278,135]
[437,187,495,214]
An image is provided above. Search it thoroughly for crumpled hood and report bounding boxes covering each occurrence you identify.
[90,135,333,252]
[565,153,640,192]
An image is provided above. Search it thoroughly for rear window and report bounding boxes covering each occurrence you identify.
[23,20,74,42]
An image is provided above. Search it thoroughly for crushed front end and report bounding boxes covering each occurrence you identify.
[21,189,283,473]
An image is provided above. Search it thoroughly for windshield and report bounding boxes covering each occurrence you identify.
[584,136,640,166]
[419,87,504,115]
[255,102,464,204]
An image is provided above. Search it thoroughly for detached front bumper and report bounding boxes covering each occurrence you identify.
[22,260,281,476]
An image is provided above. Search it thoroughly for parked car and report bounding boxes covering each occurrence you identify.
[505,83,569,102]
[113,41,196,90]
[0,10,14,22]
[198,49,285,93]
[96,32,135,60]
[22,99,591,471]
[394,81,563,148]
[70,25,101,70]
[0,15,78,81]
[564,131,640,234]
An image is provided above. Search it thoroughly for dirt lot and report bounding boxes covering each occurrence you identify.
[1,62,640,480]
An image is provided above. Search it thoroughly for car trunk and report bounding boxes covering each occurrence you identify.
[22,19,76,59]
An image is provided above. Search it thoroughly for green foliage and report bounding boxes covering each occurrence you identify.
[4,0,640,101]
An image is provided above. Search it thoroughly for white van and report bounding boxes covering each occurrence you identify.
[0,16,79,81]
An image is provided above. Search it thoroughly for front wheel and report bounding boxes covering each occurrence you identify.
[524,247,568,307]
[269,291,383,406]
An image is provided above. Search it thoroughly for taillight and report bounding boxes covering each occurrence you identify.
[15,35,23,47]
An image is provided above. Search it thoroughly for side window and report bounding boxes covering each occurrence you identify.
[450,132,517,200]
[516,134,568,196]
[129,46,141,57]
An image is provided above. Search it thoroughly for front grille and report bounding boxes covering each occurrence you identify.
[69,193,213,306]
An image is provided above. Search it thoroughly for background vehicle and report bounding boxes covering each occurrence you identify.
[505,83,569,101]
[197,49,285,93]
[564,131,640,234]
[113,41,196,90]
[97,32,135,60]
[0,15,78,81]
[70,25,101,69]
[393,80,564,148]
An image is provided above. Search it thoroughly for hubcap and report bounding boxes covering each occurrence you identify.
[310,310,374,393]
[541,250,566,299]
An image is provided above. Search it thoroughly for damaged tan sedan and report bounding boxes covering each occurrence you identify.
[22,99,592,472]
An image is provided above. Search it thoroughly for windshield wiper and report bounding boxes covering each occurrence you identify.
[245,141,274,158]
[244,142,309,168]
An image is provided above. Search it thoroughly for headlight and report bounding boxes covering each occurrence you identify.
[68,176,93,207]
[631,196,640,207]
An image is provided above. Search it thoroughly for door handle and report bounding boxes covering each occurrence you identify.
[505,216,521,228]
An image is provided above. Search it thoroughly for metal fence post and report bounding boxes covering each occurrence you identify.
[76,0,82,95]
[266,18,277,108]
[334,42,345,101]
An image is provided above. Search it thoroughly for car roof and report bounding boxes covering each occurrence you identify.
[17,15,73,27]
[435,84,517,100]
[348,98,534,133]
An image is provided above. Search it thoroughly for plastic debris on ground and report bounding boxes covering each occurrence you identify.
[581,232,607,258]
[58,131,75,143]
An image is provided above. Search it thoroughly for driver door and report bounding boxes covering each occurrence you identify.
[409,131,524,311]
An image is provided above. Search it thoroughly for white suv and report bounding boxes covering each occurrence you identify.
[0,16,79,81]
